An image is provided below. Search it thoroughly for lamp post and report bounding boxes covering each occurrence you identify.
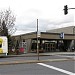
[37,19,39,60]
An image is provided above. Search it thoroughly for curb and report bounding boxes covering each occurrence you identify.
[0,54,51,58]
[0,58,74,65]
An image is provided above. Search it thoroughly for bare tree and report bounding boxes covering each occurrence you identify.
[0,8,16,35]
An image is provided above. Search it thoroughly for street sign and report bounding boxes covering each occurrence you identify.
[60,32,64,39]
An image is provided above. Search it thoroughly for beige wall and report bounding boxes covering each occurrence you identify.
[25,39,32,52]
[41,33,75,40]
[13,31,75,53]
[13,32,75,41]
[47,26,75,34]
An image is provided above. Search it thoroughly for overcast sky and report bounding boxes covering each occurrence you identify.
[0,0,75,35]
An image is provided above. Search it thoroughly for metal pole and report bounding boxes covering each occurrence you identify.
[37,19,39,60]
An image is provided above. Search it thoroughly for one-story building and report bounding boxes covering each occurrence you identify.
[13,26,75,53]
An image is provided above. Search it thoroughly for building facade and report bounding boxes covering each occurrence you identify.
[13,26,75,53]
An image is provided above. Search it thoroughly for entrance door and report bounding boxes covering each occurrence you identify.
[50,43,55,52]
[44,42,56,52]
[45,43,49,52]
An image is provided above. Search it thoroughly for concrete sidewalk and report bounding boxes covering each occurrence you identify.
[40,52,75,55]
[0,52,74,58]
[7,52,75,57]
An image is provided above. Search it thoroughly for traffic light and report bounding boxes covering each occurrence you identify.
[64,5,68,15]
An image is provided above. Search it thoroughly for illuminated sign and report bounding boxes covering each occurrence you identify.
[60,32,64,39]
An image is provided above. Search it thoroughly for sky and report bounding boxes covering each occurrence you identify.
[0,0,75,35]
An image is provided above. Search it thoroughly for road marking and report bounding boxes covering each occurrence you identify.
[37,63,75,75]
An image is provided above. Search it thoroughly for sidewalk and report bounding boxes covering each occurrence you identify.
[40,52,75,55]
[7,52,75,57]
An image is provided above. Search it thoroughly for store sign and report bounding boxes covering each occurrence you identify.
[60,32,64,39]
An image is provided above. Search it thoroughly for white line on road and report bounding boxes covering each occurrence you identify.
[37,63,75,75]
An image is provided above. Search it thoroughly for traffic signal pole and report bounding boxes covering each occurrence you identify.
[69,8,75,9]
[64,5,75,50]
[64,5,75,15]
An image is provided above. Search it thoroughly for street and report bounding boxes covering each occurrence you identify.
[0,60,75,75]
[0,54,75,75]
[0,54,73,63]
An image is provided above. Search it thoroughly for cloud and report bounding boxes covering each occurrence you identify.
[15,19,50,33]
[0,0,74,36]
[14,14,74,35]
[48,14,74,25]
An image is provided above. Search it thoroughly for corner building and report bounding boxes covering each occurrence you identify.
[13,26,75,53]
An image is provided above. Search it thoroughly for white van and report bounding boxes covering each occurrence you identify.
[0,36,8,56]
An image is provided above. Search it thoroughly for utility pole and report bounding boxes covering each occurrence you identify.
[37,19,39,60]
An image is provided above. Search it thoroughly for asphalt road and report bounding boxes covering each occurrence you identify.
[0,60,75,75]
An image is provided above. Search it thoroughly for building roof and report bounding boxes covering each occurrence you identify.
[46,26,75,34]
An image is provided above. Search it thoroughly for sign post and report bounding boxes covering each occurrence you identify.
[37,19,39,60]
